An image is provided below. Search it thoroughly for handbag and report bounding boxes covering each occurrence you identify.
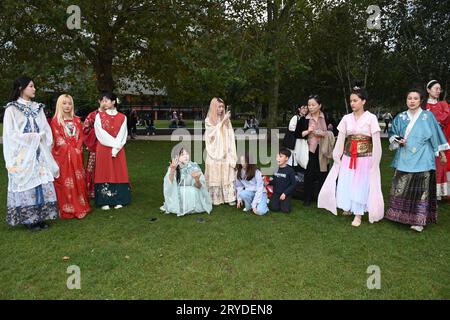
[283,115,299,149]
[294,138,309,169]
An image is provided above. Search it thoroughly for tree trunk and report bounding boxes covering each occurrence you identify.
[268,57,280,129]
[93,41,115,92]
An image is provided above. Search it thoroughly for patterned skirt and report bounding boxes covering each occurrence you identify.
[6,183,59,226]
[436,157,448,199]
[385,170,437,226]
[208,184,236,205]
[94,183,131,206]
[85,152,96,199]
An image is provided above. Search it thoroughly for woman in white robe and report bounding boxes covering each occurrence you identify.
[3,77,60,231]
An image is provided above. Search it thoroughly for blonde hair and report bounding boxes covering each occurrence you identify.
[206,97,225,125]
[54,94,75,126]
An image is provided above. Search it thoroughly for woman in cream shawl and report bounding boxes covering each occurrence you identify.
[204,97,237,206]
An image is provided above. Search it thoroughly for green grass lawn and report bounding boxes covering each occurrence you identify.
[0,140,449,299]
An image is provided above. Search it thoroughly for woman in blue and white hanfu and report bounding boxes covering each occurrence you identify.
[386,89,449,232]
[3,77,60,231]
[161,147,213,216]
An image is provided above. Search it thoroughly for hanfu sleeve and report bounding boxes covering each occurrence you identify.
[332,132,345,165]
[432,102,450,128]
[76,118,84,152]
[429,112,450,155]
[2,107,40,174]
[83,112,97,152]
[94,113,121,150]
[37,108,60,178]
[204,117,226,161]
[163,167,180,214]
[388,114,402,150]
[112,117,128,157]
[36,106,54,149]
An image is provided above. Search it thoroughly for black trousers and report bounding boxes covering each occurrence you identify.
[304,149,327,203]
[269,193,292,213]
[384,120,390,133]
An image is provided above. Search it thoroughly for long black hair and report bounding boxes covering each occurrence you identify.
[10,76,34,101]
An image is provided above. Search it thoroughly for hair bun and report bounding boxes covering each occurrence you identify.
[351,80,364,91]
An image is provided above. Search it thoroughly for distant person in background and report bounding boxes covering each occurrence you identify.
[128,109,138,139]
[178,113,186,128]
[250,115,260,134]
[145,113,156,135]
[382,111,393,133]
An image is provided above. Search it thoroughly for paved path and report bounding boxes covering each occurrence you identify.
[0,132,390,144]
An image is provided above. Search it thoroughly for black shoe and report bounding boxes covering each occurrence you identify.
[303,200,311,207]
[26,223,42,232]
[38,222,49,230]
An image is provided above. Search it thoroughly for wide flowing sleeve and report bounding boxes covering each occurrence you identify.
[163,167,181,214]
[50,118,66,156]
[204,117,226,161]
[112,117,128,157]
[367,130,384,223]
[2,107,40,181]
[388,114,403,150]
[37,108,60,178]
[83,112,97,152]
[318,117,345,214]
[94,113,120,150]
[431,102,450,127]
[226,122,237,168]
[429,112,450,155]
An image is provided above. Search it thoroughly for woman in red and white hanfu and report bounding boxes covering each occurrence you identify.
[94,92,131,210]
[425,80,450,200]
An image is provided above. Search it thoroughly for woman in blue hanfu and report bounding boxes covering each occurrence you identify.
[3,76,60,231]
[160,146,213,216]
[385,89,449,232]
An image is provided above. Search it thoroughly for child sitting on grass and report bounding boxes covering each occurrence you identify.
[266,148,297,213]
[235,153,269,215]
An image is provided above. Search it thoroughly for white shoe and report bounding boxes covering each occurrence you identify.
[114,205,123,209]
[101,205,110,211]
[159,205,169,214]
[243,208,249,212]
[351,216,362,227]
[411,225,424,232]
[229,201,237,206]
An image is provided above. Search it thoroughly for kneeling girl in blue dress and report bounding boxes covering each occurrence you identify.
[235,153,269,215]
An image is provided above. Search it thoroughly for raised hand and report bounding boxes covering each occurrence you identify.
[169,157,179,172]
[191,170,201,180]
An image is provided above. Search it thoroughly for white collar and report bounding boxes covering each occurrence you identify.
[406,108,422,120]
[17,97,33,105]
[427,98,438,104]
[106,108,118,116]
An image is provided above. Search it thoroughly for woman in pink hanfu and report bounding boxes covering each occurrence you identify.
[318,85,384,227]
